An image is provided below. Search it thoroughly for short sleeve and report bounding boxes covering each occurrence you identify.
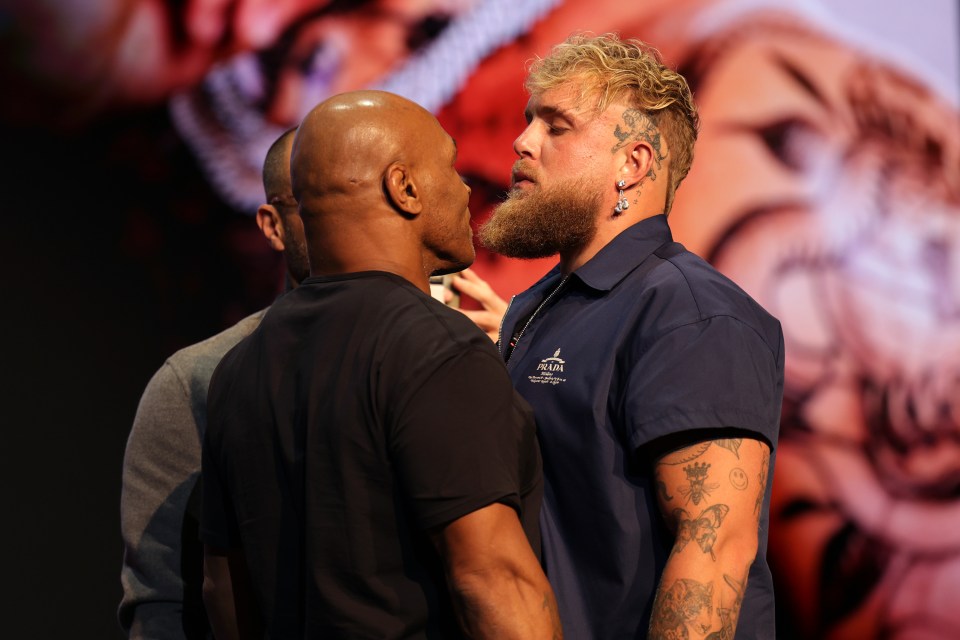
[119,362,203,636]
[389,347,540,531]
[624,315,781,451]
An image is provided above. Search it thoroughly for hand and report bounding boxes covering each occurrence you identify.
[449,268,508,343]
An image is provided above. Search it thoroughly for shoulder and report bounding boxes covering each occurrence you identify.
[164,309,266,389]
[260,272,499,380]
[380,280,499,367]
[319,272,494,352]
[336,275,506,391]
[633,246,782,358]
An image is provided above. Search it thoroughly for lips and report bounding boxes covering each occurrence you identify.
[511,163,537,188]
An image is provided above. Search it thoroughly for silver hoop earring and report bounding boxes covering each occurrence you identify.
[614,180,630,214]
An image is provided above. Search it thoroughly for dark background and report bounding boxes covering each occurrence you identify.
[3,108,282,639]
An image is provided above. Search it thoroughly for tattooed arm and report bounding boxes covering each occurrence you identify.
[649,437,771,639]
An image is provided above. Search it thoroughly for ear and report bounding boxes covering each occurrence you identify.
[256,204,286,252]
[384,161,423,216]
[619,140,656,188]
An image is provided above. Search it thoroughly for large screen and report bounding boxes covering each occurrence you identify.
[4,1,957,637]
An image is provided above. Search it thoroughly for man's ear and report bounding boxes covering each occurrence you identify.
[384,161,423,216]
[620,140,655,188]
[256,204,286,251]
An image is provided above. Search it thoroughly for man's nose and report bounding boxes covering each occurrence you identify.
[513,123,539,159]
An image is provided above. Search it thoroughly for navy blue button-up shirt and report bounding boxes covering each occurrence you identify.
[500,214,784,639]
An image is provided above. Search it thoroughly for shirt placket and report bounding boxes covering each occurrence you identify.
[503,275,571,365]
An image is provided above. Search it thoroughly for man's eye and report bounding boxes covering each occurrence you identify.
[548,125,567,135]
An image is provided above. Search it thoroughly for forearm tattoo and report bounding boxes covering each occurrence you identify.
[611,109,667,181]
[649,578,715,638]
[649,564,749,640]
[707,568,748,640]
[653,439,767,639]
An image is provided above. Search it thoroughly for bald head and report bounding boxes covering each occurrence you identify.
[291,90,445,212]
[263,127,297,204]
[289,90,474,291]
[255,127,309,287]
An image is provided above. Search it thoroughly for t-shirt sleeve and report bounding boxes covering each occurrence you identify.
[624,315,782,452]
[118,361,202,636]
[389,347,540,531]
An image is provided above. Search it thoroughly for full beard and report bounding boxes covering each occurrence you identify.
[479,178,601,259]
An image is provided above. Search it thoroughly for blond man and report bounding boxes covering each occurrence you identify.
[480,34,784,639]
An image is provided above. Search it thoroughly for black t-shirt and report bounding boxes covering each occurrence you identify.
[202,271,543,639]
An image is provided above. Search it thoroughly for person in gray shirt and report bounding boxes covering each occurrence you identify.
[118,127,309,640]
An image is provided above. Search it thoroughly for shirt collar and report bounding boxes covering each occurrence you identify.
[572,214,674,292]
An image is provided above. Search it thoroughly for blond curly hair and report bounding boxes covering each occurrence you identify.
[527,33,699,213]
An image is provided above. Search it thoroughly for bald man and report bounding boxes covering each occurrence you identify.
[200,91,560,639]
[119,128,307,640]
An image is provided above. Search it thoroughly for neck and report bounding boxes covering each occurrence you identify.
[304,209,433,295]
[559,208,663,275]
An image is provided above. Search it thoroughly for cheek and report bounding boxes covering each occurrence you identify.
[448,179,470,210]
[545,139,608,180]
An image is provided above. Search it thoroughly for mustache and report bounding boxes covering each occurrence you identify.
[510,160,540,185]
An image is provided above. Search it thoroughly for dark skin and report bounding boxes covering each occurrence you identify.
[255,128,311,287]
[291,90,476,293]
[206,90,562,640]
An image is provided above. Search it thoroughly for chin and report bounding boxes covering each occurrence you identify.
[432,249,475,276]
[431,263,467,277]
[508,185,533,198]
